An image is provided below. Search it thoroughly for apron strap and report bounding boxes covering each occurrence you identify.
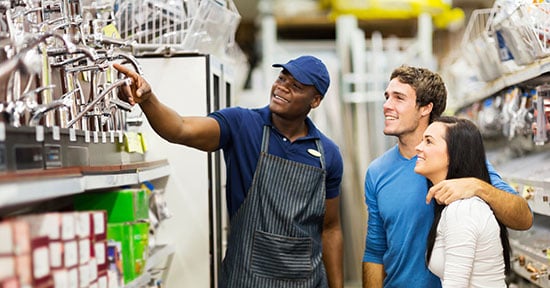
[262,125,326,169]
[261,126,270,153]
[315,139,326,170]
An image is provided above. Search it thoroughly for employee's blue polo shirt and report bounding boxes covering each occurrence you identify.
[208,105,343,218]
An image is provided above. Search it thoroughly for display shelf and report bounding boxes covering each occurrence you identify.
[510,244,550,287]
[124,273,151,288]
[509,217,550,286]
[0,160,170,208]
[145,244,175,271]
[496,151,550,216]
[457,56,550,109]
[0,175,83,207]
[138,164,172,183]
[124,244,175,288]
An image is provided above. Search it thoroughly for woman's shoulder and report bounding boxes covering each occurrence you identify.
[445,197,494,223]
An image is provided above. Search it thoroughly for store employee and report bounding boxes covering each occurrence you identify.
[114,55,344,288]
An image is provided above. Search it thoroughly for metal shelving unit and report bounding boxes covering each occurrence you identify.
[455,56,550,110]
[0,160,174,287]
[0,160,171,208]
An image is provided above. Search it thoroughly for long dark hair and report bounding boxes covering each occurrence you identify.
[425,116,511,275]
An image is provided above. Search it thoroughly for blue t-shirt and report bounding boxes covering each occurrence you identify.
[362,145,517,288]
[208,105,343,218]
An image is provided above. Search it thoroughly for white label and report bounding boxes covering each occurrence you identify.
[93,212,105,236]
[76,213,91,238]
[53,126,60,141]
[94,242,106,265]
[69,128,77,142]
[64,241,78,268]
[53,269,69,288]
[61,213,76,240]
[0,122,5,141]
[33,246,50,279]
[0,223,13,254]
[68,267,78,288]
[79,238,91,264]
[49,242,63,268]
[36,125,44,142]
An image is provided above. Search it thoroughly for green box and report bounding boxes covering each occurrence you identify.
[74,189,149,223]
[107,222,150,284]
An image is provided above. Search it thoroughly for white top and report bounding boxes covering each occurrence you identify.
[428,196,507,288]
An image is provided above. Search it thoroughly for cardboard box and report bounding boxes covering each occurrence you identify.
[49,241,63,269]
[74,189,149,223]
[0,256,15,281]
[31,237,50,285]
[63,241,78,269]
[0,222,14,255]
[0,277,19,288]
[106,222,149,284]
[75,213,91,239]
[92,211,107,241]
[94,241,107,273]
[52,269,68,288]
[19,213,61,241]
[61,213,76,241]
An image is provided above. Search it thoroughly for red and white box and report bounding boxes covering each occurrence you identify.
[76,213,91,240]
[52,269,68,288]
[92,211,107,241]
[0,256,15,281]
[78,238,91,265]
[94,241,107,273]
[15,254,31,287]
[0,277,19,288]
[61,213,76,241]
[49,241,63,269]
[63,240,78,269]
[30,237,50,285]
[67,267,78,288]
[19,213,61,241]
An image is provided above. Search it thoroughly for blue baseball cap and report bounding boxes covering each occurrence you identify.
[272,55,330,96]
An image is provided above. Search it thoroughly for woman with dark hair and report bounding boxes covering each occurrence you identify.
[414,116,511,287]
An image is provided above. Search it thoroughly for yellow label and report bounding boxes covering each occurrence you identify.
[102,23,121,39]
[124,132,144,154]
[139,133,148,153]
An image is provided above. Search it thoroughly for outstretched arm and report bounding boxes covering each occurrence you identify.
[323,197,344,288]
[113,63,221,152]
[426,178,532,230]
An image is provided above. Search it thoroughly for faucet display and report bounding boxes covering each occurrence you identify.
[1,0,145,171]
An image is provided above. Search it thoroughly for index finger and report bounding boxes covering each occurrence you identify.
[425,187,435,204]
[112,63,134,76]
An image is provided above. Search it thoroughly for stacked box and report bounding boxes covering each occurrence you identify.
[106,222,149,284]
[73,189,148,224]
[0,220,31,287]
[74,189,150,284]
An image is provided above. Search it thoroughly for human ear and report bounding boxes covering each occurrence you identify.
[310,94,322,109]
[420,102,433,117]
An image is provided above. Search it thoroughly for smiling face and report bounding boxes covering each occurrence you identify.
[414,122,449,184]
[383,78,431,139]
[269,70,321,121]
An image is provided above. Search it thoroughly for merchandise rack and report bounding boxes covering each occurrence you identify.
[451,3,550,286]
[0,159,175,287]
[0,159,170,208]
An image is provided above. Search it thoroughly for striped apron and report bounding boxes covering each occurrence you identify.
[219,126,328,288]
